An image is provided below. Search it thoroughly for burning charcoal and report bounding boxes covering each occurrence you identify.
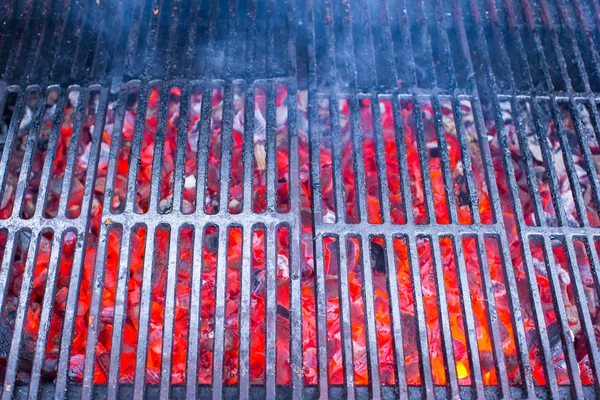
[252,269,265,294]
[458,191,470,207]
[526,322,564,360]
[277,304,290,320]
[429,147,440,158]
[36,135,49,152]
[370,241,387,274]
[205,230,219,253]
[0,321,13,359]
[95,350,111,379]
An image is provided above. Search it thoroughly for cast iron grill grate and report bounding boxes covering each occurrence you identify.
[1,0,600,399]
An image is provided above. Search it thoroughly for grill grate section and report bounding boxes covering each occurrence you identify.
[1,0,600,399]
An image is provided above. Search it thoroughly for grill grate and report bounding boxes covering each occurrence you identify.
[1,0,600,399]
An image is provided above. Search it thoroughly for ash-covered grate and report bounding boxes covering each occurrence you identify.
[1,0,600,399]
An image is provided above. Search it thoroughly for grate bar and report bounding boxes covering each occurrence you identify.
[430,96,459,225]
[24,89,69,394]
[104,82,146,399]
[325,91,358,398]
[237,225,254,400]
[0,87,27,217]
[146,83,173,215]
[381,234,407,399]
[354,0,377,89]
[210,223,231,399]
[451,237,485,398]
[122,81,152,214]
[122,0,145,79]
[464,0,562,395]
[106,227,134,400]
[554,0,597,93]
[334,235,357,400]
[474,232,512,396]
[563,237,600,392]
[286,85,304,400]
[508,96,547,227]
[428,237,460,397]
[538,235,584,397]
[413,0,438,88]
[131,223,158,400]
[454,4,537,395]
[158,226,181,398]
[369,94,408,397]
[311,232,329,398]
[450,97,482,223]
[55,87,110,400]
[193,85,214,215]
[265,225,278,399]
[405,233,434,399]
[304,7,328,392]
[409,99,436,224]
[1,0,35,82]
[55,87,90,218]
[393,0,417,87]
[1,230,41,398]
[389,94,435,399]
[0,88,47,396]
[547,97,590,227]
[265,82,277,213]
[529,98,571,227]
[237,83,257,400]
[571,98,600,227]
[348,94,382,400]
[184,225,202,400]
[26,230,66,400]
[10,88,46,219]
[370,96,392,226]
